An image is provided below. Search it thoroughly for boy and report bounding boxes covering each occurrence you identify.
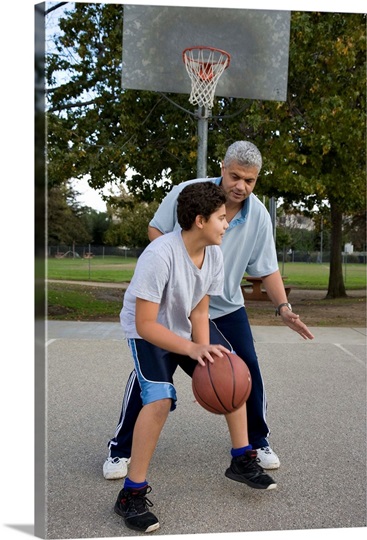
[114,182,276,533]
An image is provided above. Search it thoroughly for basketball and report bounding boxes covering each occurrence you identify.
[192,352,252,415]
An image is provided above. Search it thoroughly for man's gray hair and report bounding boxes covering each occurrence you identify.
[223,141,262,172]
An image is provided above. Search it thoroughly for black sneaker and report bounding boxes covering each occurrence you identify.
[114,485,160,532]
[225,449,277,490]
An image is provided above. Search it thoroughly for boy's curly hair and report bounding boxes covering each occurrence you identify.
[177,182,227,231]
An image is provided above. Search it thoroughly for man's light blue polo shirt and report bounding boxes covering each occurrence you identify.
[149,177,279,319]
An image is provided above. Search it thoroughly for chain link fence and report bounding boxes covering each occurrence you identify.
[278,250,367,264]
[48,244,144,259]
[48,245,367,264]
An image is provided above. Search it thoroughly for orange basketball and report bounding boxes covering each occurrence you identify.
[192,352,252,415]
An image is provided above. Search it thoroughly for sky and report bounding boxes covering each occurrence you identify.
[71,177,110,211]
[1,2,365,540]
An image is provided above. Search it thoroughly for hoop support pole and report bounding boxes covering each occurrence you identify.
[196,106,210,177]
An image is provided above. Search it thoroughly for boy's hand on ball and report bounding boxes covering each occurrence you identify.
[188,343,231,366]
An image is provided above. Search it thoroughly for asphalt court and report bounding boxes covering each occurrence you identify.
[42,321,366,539]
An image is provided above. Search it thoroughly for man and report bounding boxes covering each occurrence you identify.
[104,140,314,480]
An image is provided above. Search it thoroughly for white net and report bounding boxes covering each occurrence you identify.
[183,47,230,109]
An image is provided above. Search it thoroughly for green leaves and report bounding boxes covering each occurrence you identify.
[46,7,365,210]
[45,6,365,294]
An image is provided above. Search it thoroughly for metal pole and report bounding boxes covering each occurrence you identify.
[269,197,277,242]
[320,216,323,263]
[88,243,91,280]
[196,106,209,178]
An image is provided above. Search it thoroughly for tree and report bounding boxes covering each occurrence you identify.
[46,3,199,194]
[46,5,366,295]
[47,181,93,245]
[104,199,159,248]
[45,3,259,191]
[246,12,366,297]
[80,209,111,245]
[276,210,319,255]
[47,179,111,246]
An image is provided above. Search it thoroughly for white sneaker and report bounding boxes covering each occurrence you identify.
[103,457,131,480]
[255,447,280,470]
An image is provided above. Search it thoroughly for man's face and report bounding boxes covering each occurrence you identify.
[220,161,259,204]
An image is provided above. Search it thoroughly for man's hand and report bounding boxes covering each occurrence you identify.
[280,309,315,340]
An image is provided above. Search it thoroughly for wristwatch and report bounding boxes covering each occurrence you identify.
[275,302,292,316]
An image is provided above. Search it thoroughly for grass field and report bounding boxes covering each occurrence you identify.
[280,262,366,289]
[47,256,367,289]
[47,256,137,282]
[46,257,366,323]
[47,283,123,320]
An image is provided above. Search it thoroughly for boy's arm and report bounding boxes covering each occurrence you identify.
[135,297,229,366]
[189,295,210,345]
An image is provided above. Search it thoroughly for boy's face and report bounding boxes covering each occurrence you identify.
[201,204,228,245]
[220,161,259,205]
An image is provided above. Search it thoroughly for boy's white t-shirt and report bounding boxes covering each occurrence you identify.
[120,230,224,339]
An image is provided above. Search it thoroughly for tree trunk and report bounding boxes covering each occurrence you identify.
[326,202,347,299]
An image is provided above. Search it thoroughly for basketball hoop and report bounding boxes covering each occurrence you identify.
[183,46,231,109]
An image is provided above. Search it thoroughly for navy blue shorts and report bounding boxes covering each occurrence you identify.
[127,321,232,411]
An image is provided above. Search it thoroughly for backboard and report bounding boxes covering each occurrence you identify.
[122,4,291,102]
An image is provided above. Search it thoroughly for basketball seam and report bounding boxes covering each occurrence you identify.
[207,355,232,413]
[227,354,235,409]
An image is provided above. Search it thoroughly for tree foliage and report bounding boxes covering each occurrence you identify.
[47,181,93,244]
[47,180,111,245]
[256,12,366,297]
[104,199,159,248]
[46,4,366,296]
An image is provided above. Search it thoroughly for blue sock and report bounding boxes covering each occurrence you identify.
[124,477,148,490]
[231,444,252,457]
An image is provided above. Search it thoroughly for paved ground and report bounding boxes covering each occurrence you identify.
[39,321,366,539]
